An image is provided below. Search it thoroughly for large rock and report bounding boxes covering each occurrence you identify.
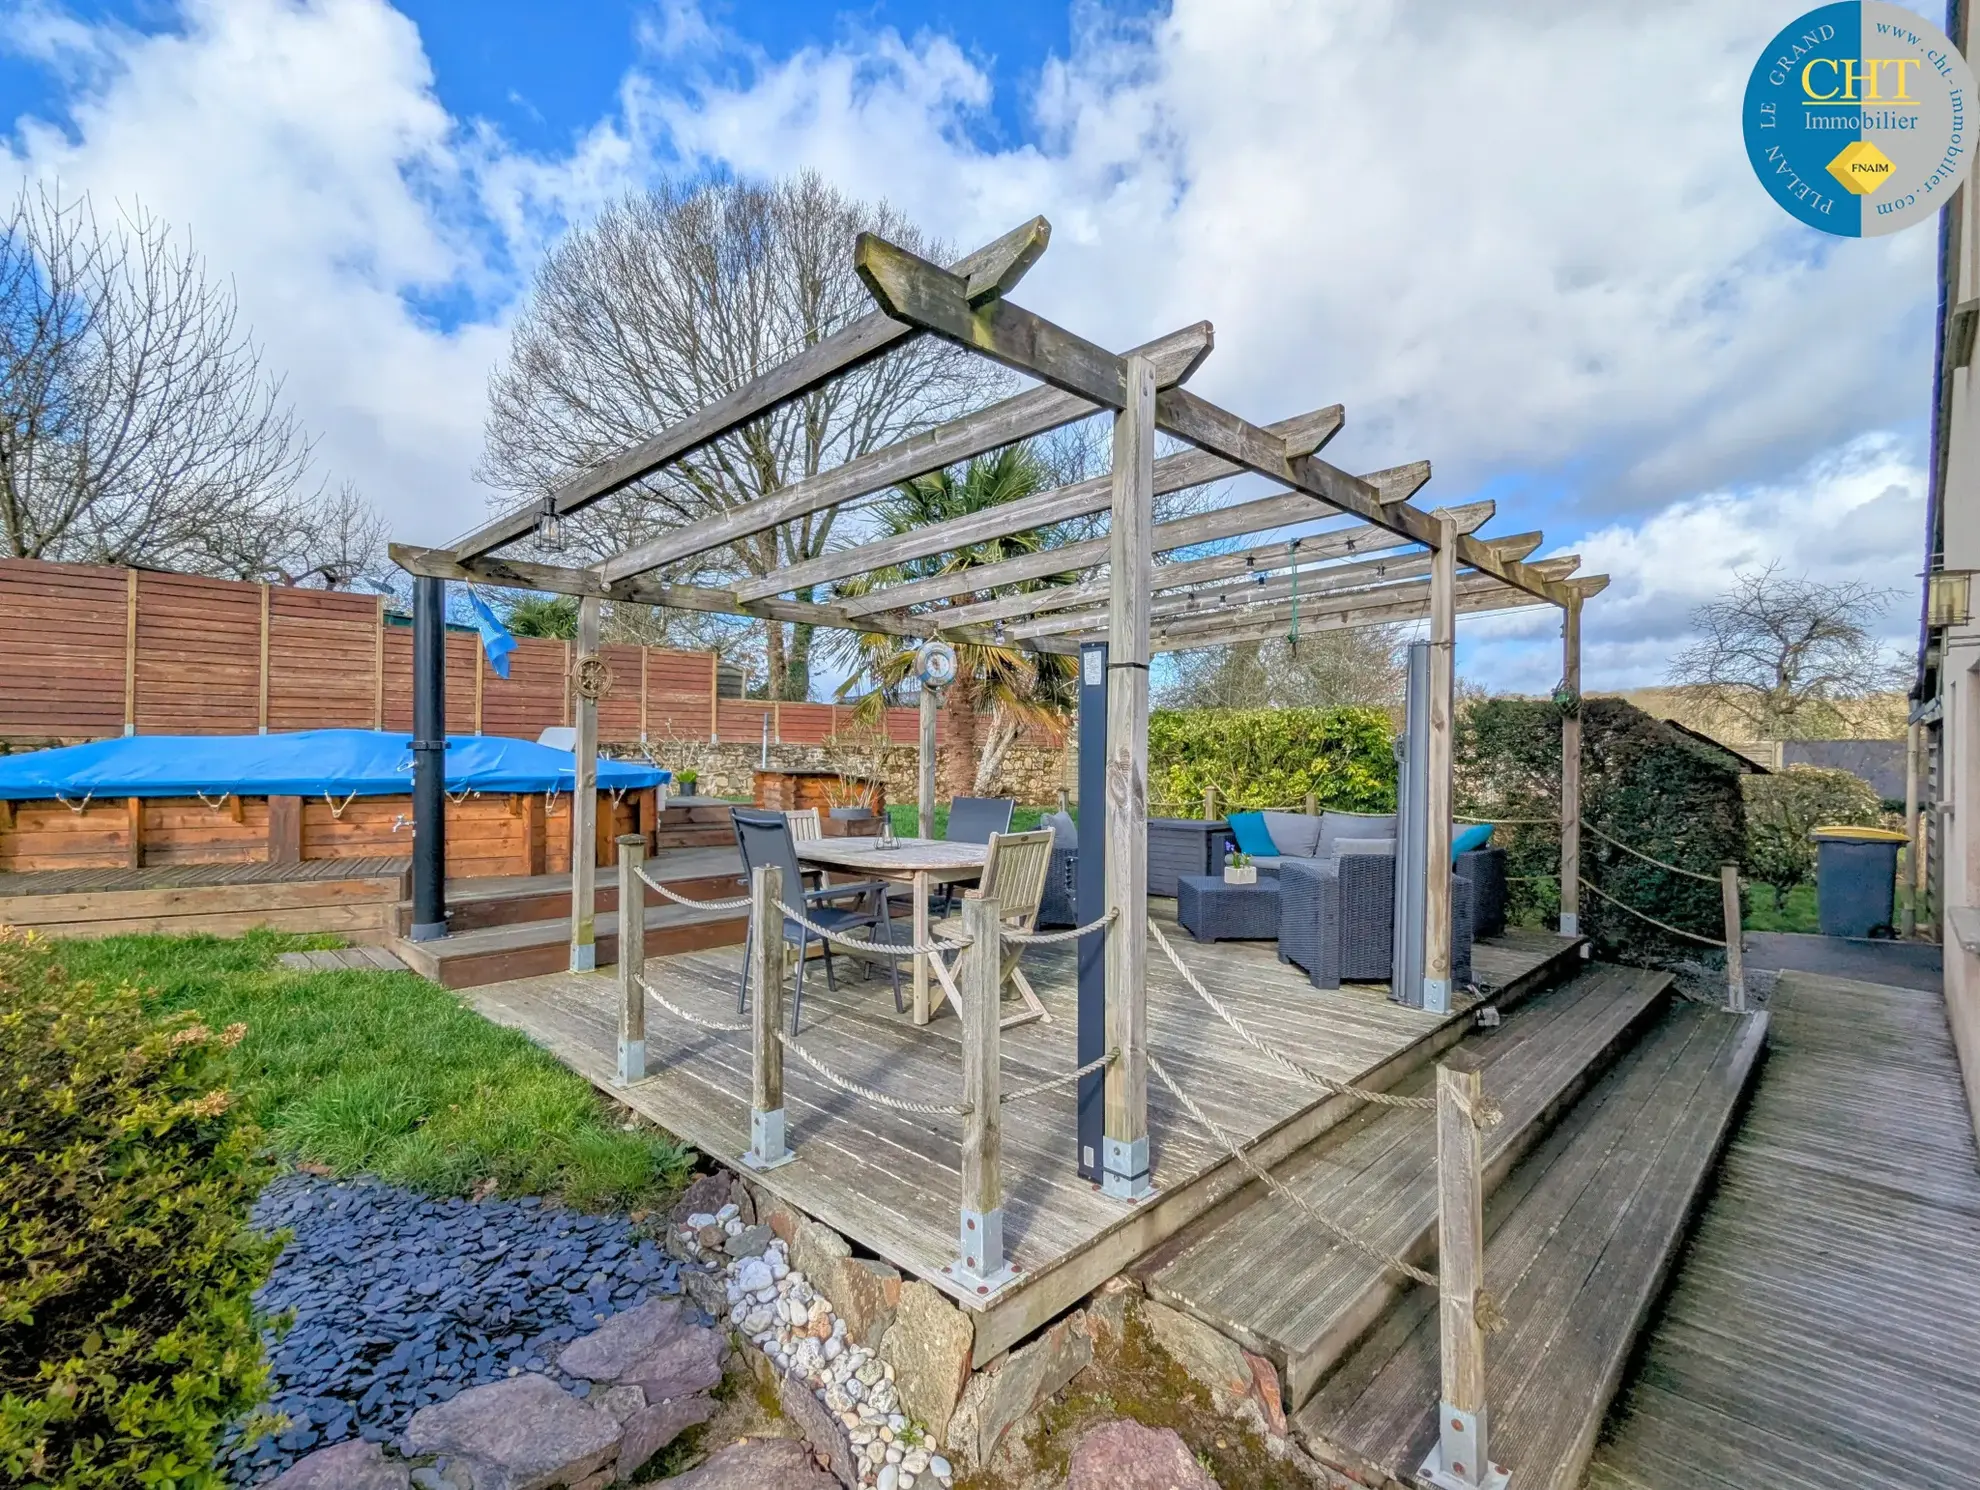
[556,1297,725,1402]
[269,1438,409,1490]
[1138,1300,1257,1418]
[878,1281,974,1445]
[1065,1421,1222,1490]
[1084,1276,1139,1355]
[778,1372,859,1487]
[666,1438,839,1489]
[946,1312,1092,1466]
[669,1170,737,1228]
[402,1374,621,1490]
[616,1394,717,1479]
[834,1256,903,1347]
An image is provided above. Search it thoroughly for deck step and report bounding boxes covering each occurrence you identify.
[1295,1001,1768,1490]
[392,897,747,989]
[1144,962,1673,1408]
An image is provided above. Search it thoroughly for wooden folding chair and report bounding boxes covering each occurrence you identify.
[929,828,1054,1030]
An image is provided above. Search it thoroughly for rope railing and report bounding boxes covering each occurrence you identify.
[635,974,750,1033]
[1002,909,1117,944]
[1148,1051,1439,1288]
[1001,1049,1115,1106]
[635,863,753,911]
[1582,880,1727,948]
[1149,922,1437,1111]
[1585,825,1722,885]
[772,898,971,957]
[776,1031,973,1116]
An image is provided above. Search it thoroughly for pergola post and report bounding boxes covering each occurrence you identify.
[570,595,601,972]
[1560,592,1583,938]
[919,684,938,839]
[1423,514,1457,1014]
[1103,353,1155,1203]
[953,890,1014,1290]
[616,833,647,1083]
[409,574,448,942]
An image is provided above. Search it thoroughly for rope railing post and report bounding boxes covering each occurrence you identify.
[950,892,1015,1295]
[1304,790,1318,817]
[1202,785,1219,821]
[1421,1050,1507,1490]
[743,864,794,1171]
[1721,862,1746,1013]
[615,834,647,1084]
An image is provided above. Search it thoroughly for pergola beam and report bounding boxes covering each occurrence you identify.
[730,405,1344,604]
[449,217,1053,563]
[1144,584,1557,655]
[855,233,1580,611]
[843,479,1476,626]
[595,322,1214,587]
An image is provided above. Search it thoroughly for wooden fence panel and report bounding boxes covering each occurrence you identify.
[0,560,127,741]
[598,643,644,741]
[645,650,715,741]
[481,636,567,740]
[776,702,838,744]
[135,572,260,734]
[268,587,380,731]
[717,700,771,745]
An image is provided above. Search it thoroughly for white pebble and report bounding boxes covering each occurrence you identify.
[876,1466,899,1490]
[715,1202,740,1222]
[928,1456,951,1478]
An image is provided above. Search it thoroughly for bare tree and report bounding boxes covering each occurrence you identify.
[0,183,373,582]
[477,172,1001,700]
[1158,627,1408,711]
[1667,563,1905,740]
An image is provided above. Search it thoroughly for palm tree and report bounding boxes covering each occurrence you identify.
[828,445,1077,795]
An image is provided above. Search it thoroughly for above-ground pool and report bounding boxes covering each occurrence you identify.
[0,729,671,877]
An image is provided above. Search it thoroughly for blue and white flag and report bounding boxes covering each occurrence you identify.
[466,590,517,680]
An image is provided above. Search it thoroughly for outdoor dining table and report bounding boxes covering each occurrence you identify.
[794,835,986,1024]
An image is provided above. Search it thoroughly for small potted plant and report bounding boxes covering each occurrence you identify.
[675,767,699,798]
[1223,842,1256,885]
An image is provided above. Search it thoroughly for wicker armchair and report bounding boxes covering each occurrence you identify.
[1277,852,1474,992]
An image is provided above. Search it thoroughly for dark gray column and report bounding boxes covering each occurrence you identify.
[409,574,449,941]
[1076,640,1108,1182]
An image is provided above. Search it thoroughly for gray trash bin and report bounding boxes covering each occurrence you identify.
[1811,826,1908,939]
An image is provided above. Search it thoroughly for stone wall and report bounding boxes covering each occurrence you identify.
[620,741,1075,809]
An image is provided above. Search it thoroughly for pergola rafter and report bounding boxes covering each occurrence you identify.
[392,211,1607,1258]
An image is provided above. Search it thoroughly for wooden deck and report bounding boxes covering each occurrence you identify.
[1586,970,1980,1490]
[0,854,410,940]
[462,920,1578,1361]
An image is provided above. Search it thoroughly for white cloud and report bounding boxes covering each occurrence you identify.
[0,0,1943,693]
[1460,436,1926,693]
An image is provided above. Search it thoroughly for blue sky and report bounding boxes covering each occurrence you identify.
[0,0,1942,695]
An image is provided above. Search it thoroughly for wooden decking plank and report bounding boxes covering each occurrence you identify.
[1296,1004,1763,1490]
[1585,970,1980,1490]
[1147,966,1668,1397]
[458,916,1577,1351]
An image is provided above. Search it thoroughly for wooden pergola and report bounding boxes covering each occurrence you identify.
[391,214,1606,1203]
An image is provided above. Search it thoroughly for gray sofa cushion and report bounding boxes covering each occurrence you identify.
[1260,811,1323,859]
[1250,855,1288,873]
[1333,837,1395,859]
[1043,810,1078,854]
[1318,810,1399,857]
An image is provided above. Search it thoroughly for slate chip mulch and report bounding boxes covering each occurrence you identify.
[225,1175,681,1484]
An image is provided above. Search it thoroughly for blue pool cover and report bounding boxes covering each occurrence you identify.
[0,730,669,801]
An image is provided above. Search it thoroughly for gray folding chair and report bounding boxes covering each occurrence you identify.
[732,809,901,1033]
[936,796,1015,914]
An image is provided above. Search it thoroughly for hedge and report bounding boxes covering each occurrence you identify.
[0,931,279,1487]
[1457,697,1746,962]
[1148,707,1396,815]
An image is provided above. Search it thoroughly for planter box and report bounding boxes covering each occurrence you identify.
[1223,865,1258,885]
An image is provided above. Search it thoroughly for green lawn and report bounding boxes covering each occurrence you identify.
[1741,882,1914,936]
[49,931,694,1212]
[885,802,1052,838]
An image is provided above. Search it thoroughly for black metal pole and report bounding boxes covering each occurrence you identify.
[410,575,448,941]
[1076,640,1108,1182]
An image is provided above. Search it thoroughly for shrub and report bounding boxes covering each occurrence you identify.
[1458,698,1746,962]
[1147,706,1396,814]
[1742,766,1884,911]
[0,931,279,1488]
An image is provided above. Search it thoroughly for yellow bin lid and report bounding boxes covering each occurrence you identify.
[1810,825,1908,842]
